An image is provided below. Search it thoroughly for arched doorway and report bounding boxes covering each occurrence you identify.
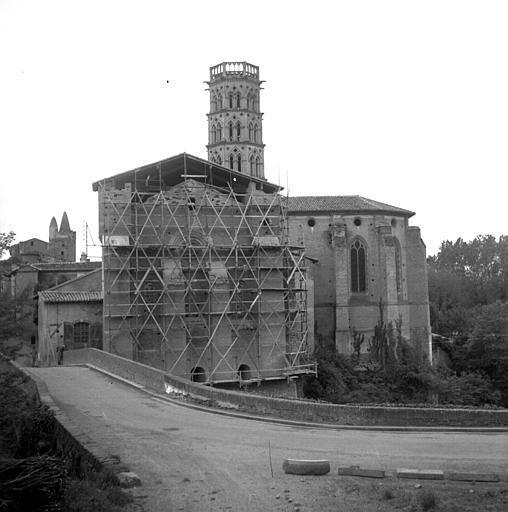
[237,364,252,381]
[191,366,206,383]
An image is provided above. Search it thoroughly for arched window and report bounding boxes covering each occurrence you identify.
[236,121,241,141]
[228,121,234,141]
[248,93,255,110]
[236,92,241,108]
[217,94,222,110]
[216,155,222,165]
[253,123,258,143]
[351,239,366,293]
[229,92,234,108]
[394,238,402,296]
[229,153,234,170]
[237,154,242,172]
[255,156,261,176]
[211,124,216,143]
[249,122,254,140]
[211,94,217,112]
[217,122,222,141]
[250,154,255,175]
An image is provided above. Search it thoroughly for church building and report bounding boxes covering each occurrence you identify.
[205,62,431,360]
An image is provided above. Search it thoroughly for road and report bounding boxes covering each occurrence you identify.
[29,366,508,512]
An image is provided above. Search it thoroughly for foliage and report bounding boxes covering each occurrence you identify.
[428,235,508,406]
[0,231,15,259]
[428,235,508,336]
[0,289,34,340]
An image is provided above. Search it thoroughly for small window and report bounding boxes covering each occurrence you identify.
[60,251,64,256]
[391,218,397,227]
[74,322,90,344]
[354,217,362,227]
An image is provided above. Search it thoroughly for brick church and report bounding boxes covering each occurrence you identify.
[206,62,431,359]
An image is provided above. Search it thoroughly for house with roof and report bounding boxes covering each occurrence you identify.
[286,195,431,359]
[37,268,103,366]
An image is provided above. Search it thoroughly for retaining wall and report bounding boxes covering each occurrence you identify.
[65,348,508,427]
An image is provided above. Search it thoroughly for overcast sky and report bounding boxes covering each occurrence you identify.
[1,0,507,260]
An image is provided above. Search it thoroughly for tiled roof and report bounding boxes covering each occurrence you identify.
[32,261,102,272]
[286,195,414,217]
[39,291,103,303]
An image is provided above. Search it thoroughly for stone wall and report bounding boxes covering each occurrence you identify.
[66,348,508,427]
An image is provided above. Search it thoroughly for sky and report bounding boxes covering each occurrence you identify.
[1,0,507,260]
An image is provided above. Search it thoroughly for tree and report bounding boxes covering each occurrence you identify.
[0,231,15,259]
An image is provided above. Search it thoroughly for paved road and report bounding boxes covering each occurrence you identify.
[29,367,508,511]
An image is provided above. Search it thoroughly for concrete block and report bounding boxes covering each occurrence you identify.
[282,459,330,476]
[447,472,499,482]
[396,469,444,480]
[338,466,385,478]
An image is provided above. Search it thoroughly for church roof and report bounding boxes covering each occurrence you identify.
[286,195,415,217]
[92,152,280,195]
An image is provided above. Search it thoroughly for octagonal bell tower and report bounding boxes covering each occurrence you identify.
[206,62,265,179]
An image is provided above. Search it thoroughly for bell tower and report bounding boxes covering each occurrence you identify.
[206,62,265,179]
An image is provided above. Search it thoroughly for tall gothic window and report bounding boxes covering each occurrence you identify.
[254,123,259,143]
[216,155,222,165]
[237,154,242,172]
[211,124,216,143]
[394,238,402,296]
[255,156,261,176]
[250,154,255,175]
[228,122,234,141]
[249,122,254,140]
[211,95,217,112]
[217,122,222,141]
[217,94,222,110]
[351,239,366,293]
[236,92,241,108]
[229,92,234,108]
[229,153,234,170]
[236,121,241,141]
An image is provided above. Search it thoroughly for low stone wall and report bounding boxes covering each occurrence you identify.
[66,348,508,427]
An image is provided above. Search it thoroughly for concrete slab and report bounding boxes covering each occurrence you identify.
[396,469,444,480]
[447,472,499,482]
[338,466,385,478]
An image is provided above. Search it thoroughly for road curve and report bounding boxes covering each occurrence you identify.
[29,367,508,512]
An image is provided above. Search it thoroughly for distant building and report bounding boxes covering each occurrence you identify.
[9,212,77,264]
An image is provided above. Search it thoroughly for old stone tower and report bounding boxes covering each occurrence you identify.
[48,212,76,262]
[206,62,265,178]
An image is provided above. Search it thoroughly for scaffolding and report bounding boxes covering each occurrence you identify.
[95,154,315,384]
